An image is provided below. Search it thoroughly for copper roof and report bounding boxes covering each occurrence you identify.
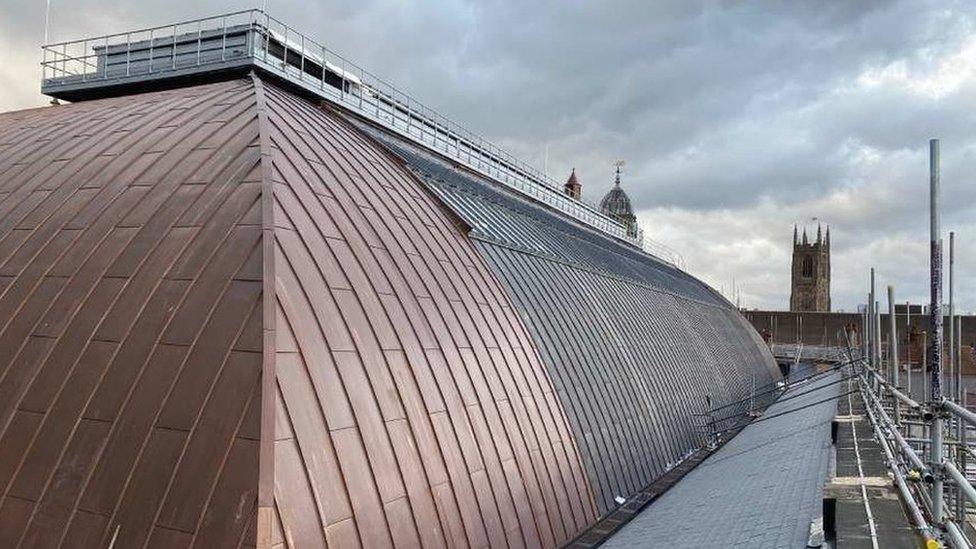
[0,75,596,547]
[0,78,264,548]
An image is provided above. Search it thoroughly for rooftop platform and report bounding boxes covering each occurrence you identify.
[39,9,684,267]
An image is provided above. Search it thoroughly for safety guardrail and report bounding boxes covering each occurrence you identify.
[40,9,685,268]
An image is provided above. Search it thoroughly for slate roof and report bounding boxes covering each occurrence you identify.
[604,367,839,548]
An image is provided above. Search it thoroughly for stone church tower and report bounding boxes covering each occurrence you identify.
[789,224,831,311]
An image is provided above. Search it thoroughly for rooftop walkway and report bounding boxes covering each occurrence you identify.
[831,374,918,548]
[605,366,840,548]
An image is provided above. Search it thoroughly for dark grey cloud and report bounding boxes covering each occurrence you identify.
[2,0,975,312]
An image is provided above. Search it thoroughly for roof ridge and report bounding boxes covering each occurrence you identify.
[248,71,278,545]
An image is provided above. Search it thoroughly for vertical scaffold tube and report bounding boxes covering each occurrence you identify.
[929,138,944,526]
[870,270,877,370]
[888,286,900,424]
[949,232,955,401]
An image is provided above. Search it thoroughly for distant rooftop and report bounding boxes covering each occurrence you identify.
[40,9,683,267]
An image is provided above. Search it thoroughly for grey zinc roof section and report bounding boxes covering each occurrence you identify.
[370,133,724,306]
[358,121,781,515]
[605,369,839,549]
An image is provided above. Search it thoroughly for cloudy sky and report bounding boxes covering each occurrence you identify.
[2,0,975,312]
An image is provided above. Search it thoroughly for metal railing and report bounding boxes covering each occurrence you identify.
[858,357,975,548]
[771,343,847,363]
[40,9,684,268]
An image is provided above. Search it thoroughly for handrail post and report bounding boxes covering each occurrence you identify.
[282,26,288,69]
[221,15,227,61]
[924,332,929,407]
[264,12,270,64]
[906,300,913,399]
[338,53,344,97]
[196,20,202,67]
[299,35,305,82]
[869,270,877,371]
[958,316,967,529]
[950,231,956,402]
[875,298,882,381]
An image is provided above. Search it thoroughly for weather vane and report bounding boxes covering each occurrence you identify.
[614,159,625,178]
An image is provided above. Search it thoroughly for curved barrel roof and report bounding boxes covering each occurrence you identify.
[360,130,780,515]
[0,78,266,548]
[0,71,778,547]
[0,76,593,548]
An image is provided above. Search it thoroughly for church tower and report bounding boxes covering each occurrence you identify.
[789,224,831,311]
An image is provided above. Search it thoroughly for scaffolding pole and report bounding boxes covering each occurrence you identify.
[929,138,945,528]
[889,286,901,424]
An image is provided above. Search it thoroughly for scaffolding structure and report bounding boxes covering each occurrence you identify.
[852,138,973,549]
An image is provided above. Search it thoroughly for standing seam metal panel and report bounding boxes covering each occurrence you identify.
[488,247,630,506]
[357,130,781,517]
[480,244,616,506]
[260,81,594,547]
[0,76,600,549]
[0,79,264,548]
